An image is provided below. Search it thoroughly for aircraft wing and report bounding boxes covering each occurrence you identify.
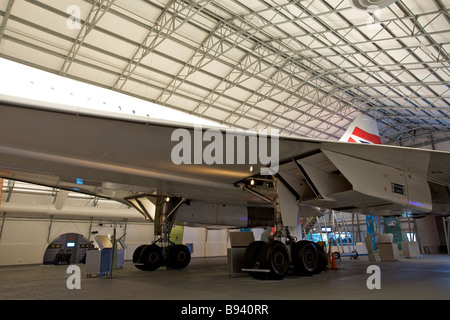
[0,97,449,223]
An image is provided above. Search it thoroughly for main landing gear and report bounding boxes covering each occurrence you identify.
[131,196,191,272]
[243,238,328,280]
[239,176,328,280]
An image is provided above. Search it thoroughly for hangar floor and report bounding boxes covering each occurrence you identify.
[0,254,449,300]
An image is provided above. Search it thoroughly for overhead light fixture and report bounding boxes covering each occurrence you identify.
[349,0,398,10]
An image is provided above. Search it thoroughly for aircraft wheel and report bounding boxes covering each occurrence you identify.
[312,242,328,274]
[141,244,163,271]
[167,244,191,270]
[292,240,318,276]
[259,240,290,280]
[132,245,149,271]
[244,241,266,279]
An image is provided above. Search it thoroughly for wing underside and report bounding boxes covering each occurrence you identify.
[1,100,449,219]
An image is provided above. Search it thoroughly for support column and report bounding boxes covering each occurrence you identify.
[155,196,184,256]
[271,177,284,240]
[0,212,5,241]
[237,176,296,244]
[46,215,53,243]
[159,197,172,256]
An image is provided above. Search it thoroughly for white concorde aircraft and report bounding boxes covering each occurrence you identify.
[0,94,449,279]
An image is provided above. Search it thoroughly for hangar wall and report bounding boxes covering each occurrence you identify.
[0,217,154,266]
[416,216,443,254]
[183,227,229,258]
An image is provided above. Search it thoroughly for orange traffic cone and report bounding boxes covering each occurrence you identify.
[331,254,338,270]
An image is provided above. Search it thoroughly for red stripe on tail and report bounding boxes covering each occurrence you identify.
[352,127,381,144]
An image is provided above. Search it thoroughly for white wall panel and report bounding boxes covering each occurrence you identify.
[0,217,154,266]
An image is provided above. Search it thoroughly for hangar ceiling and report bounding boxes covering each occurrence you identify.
[0,0,449,147]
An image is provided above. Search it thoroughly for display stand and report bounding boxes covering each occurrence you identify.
[227,231,255,277]
[85,235,113,277]
[402,241,420,258]
[377,233,399,262]
[85,249,112,277]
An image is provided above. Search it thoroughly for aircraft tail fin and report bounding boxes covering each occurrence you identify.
[339,114,381,144]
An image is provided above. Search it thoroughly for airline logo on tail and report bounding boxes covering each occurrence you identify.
[339,114,381,145]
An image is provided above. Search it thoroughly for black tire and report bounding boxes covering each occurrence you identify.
[244,241,266,279]
[141,244,163,271]
[312,242,328,274]
[259,240,290,280]
[132,245,148,271]
[292,240,318,276]
[333,251,340,260]
[167,244,191,270]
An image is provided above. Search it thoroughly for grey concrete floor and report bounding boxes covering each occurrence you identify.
[0,254,449,301]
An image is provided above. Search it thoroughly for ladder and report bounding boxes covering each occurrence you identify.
[330,211,356,257]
